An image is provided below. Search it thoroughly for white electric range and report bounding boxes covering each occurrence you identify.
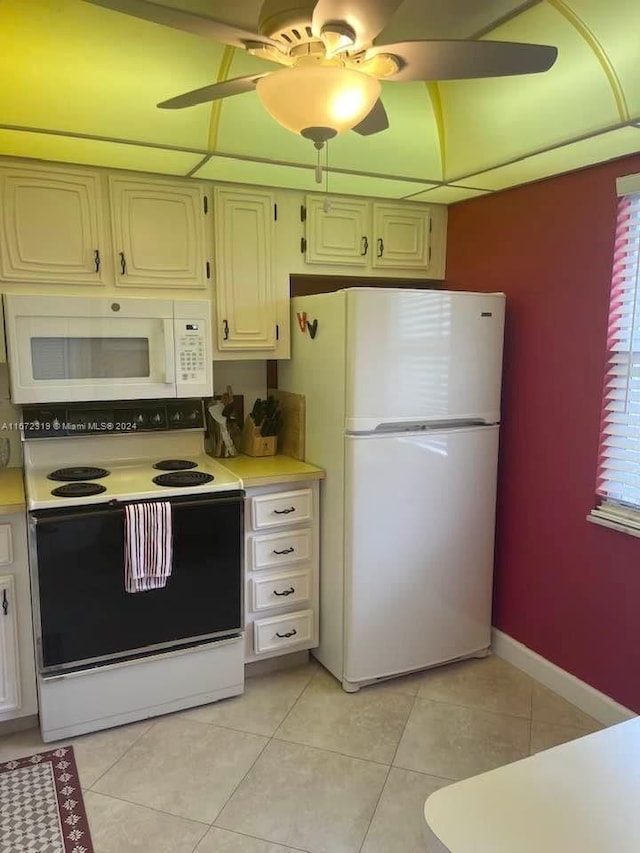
[21,399,246,742]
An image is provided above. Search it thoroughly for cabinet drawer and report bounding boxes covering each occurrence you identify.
[252,569,311,612]
[251,489,313,530]
[253,610,313,654]
[251,529,312,570]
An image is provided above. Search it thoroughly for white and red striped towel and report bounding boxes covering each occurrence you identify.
[124,501,173,593]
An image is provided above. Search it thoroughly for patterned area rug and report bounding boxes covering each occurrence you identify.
[0,746,93,853]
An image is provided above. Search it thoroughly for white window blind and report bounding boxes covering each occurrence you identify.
[596,189,640,514]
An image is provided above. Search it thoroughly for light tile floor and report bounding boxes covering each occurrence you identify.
[0,655,604,853]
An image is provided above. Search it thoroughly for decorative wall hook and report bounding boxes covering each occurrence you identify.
[297,311,308,332]
[308,319,318,339]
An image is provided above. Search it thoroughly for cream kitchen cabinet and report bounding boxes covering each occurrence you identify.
[301,194,445,278]
[212,186,290,360]
[371,202,431,269]
[0,514,37,724]
[304,196,370,267]
[244,481,319,662]
[0,162,109,285]
[109,176,209,289]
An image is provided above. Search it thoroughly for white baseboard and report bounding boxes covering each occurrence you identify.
[492,629,636,727]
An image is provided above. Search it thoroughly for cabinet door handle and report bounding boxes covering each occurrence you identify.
[276,628,297,638]
[273,506,295,515]
[119,252,127,275]
[273,546,294,555]
[377,238,384,258]
[223,319,229,340]
[274,587,295,597]
[94,249,101,273]
[1,589,7,616]
[361,236,369,256]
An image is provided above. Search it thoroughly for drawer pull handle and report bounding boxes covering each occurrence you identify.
[1,589,7,616]
[274,587,295,597]
[273,547,295,555]
[274,507,296,515]
[276,628,297,639]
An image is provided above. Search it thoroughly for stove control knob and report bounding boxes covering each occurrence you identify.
[187,409,200,422]
[151,413,163,425]
[171,411,184,423]
[134,413,146,425]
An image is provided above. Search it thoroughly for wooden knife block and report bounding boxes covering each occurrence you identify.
[241,419,277,457]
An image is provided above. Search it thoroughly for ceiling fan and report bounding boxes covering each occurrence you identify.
[83,0,558,148]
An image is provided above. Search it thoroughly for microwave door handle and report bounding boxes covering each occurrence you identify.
[163,319,176,384]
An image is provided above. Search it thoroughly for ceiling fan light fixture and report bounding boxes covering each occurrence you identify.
[256,65,381,138]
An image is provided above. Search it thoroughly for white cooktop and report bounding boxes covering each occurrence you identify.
[23,431,242,510]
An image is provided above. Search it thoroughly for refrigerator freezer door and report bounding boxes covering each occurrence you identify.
[345,289,505,432]
[343,426,499,685]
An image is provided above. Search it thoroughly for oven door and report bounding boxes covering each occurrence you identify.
[29,492,244,674]
[4,294,177,403]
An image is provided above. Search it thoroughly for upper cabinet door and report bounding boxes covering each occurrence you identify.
[372,203,431,270]
[214,188,276,351]
[305,197,370,266]
[0,164,108,285]
[110,177,207,289]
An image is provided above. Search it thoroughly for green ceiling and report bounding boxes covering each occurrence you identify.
[1,0,638,202]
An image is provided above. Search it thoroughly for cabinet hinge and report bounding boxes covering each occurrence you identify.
[300,205,307,222]
[203,196,209,214]
[300,236,307,254]
[274,203,278,221]
[276,324,280,341]
[206,261,211,279]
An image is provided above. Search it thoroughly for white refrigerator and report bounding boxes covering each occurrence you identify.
[278,288,505,691]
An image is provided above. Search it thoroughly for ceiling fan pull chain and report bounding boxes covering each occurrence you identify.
[315,146,322,185]
[322,142,332,213]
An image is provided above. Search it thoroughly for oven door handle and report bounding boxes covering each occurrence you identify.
[30,494,244,525]
[164,319,176,385]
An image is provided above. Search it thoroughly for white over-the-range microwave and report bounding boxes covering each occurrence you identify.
[3,294,213,404]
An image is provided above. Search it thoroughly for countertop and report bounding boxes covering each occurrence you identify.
[218,454,324,488]
[423,717,640,852]
[0,468,26,514]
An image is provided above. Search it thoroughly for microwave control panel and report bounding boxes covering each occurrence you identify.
[177,321,207,384]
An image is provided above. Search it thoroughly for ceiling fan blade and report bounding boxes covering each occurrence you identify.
[312,0,405,51]
[82,0,275,49]
[352,99,389,135]
[158,74,268,110]
[367,39,558,81]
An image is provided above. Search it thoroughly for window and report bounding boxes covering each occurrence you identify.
[589,173,640,535]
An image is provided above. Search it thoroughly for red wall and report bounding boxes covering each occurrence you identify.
[447,153,640,712]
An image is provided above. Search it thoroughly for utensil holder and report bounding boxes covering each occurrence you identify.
[241,420,277,457]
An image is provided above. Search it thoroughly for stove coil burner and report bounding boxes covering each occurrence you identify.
[48,466,110,482]
[153,471,214,487]
[153,459,198,471]
[51,482,108,498]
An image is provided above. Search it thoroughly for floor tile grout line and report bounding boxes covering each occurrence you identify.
[411,691,535,721]
[269,663,323,741]
[195,826,310,853]
[208,730,272,826]
[358,692,419,853]
[210,665,322,844]
[74,719,157,792]
[83,787,212,827]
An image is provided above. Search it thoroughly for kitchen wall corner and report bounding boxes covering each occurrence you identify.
[212,360,267,413]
